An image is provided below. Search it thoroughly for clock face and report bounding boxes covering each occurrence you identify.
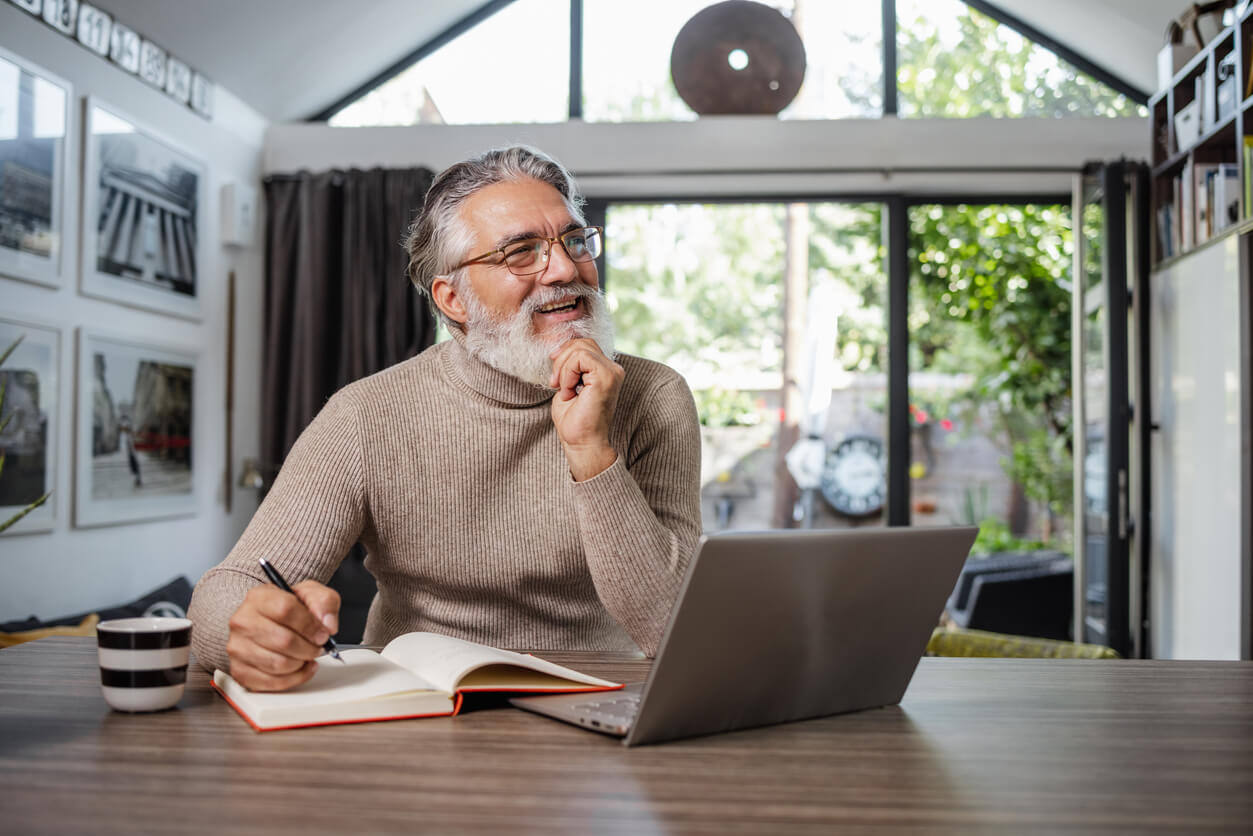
[820,435,886,517]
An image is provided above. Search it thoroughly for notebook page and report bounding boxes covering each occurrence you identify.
[381,633,617,693]
[238,648,441,710]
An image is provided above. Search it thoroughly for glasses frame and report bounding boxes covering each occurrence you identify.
[453,226,604,277]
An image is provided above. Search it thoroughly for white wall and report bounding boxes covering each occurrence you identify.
[266,115,1148,199]
[0,4,268,623]
[1150,234,1244,660]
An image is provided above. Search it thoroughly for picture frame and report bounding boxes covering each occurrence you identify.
[0,316,59,535]
[0,46,72,289]
[80,98,205,320]
[74,328,198,528]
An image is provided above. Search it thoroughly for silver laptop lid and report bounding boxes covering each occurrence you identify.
[623,526,977,746]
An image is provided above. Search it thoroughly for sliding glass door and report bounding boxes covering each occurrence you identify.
[1072,161,1148,658]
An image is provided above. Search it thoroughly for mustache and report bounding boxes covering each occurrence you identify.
[521,283,602,314]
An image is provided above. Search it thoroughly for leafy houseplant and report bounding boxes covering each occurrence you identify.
[0,336,50,532]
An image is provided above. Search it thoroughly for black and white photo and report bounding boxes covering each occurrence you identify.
[80,98,204,319]
[75,329,197,527]
[0,317,59,535]
[0,47,70,288]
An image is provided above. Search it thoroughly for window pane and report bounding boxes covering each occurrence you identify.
[780,1,882,120]
[606,201,887,532]
[907,203,1074,559]
[897,0,1147,119]
[583,1,881,123]
[329,0,569,127]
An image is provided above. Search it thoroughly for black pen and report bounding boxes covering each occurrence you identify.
[257,558,344,663]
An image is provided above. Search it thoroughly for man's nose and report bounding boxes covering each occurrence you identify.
[536,240,578,284]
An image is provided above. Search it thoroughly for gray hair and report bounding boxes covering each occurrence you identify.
[404,145,587,320]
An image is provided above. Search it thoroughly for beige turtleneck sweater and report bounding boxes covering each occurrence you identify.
[187,336,702,673]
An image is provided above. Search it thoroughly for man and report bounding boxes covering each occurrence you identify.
[188,146,702,691]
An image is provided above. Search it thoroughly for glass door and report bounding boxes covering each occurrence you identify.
[1073,161,1142,657]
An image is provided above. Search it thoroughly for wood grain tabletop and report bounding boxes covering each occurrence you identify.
[0,637,1250,834]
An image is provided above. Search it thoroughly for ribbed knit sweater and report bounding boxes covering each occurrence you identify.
[188,335,703,673]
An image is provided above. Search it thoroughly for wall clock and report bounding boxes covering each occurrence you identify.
[820,435,886,517]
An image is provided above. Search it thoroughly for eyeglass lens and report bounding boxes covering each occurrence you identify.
[503,228,602,275]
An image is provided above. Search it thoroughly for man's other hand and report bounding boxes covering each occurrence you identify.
[548,337,623,481]
[225,579,341,691]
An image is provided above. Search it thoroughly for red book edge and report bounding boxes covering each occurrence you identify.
[210,678,623,733]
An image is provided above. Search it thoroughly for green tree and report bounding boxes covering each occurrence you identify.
[807,203,885,373]
[909,204,1075,529]
[608,203,787,386]
[895,0,1145,118]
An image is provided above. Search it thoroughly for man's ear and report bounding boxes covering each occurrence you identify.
[431,275,469,326]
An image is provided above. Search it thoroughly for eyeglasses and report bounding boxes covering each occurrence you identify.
[454,226,604,277]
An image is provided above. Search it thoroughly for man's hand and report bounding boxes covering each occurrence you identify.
[548,337,624,481]
[225,579,341,691]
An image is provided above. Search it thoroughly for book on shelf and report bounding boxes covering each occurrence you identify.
[1214,163,1240,233]
[1157,202,1177,259]
[1173,176,1184,252]
[1181,159,1194,250]
[1244,137,1253,218]
[1246,48,1253,100]
[1194,162,1219,244]
[212,631,621,732]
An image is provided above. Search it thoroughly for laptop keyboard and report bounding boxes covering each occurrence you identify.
[573,691,641,725]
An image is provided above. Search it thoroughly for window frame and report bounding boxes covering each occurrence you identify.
[594,187,1070,528]
[309,0,1149,124]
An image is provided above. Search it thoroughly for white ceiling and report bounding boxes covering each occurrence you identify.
[995,0,1186,96]
[99,0,481,122]
[98,0,1188,123]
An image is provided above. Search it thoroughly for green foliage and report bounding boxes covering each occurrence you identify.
[1006,426,1072,515]
[693,387,763,428]
[908,203,1076,542]
[608,203,787,381]
[896,0,1146,119]
[0,335,51,533]
[909,203,1073,444]
[971,517,1048,556]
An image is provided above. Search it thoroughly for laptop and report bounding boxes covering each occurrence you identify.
[511,525,978,746]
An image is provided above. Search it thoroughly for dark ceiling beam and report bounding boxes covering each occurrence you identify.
[308,0,519,122]
[962,0,1150,104]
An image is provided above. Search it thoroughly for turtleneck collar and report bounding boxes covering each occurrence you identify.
[440,326,556,407]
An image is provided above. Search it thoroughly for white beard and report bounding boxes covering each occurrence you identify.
[459,282,616,387]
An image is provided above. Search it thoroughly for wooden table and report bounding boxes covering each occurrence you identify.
[1,637,1251,834]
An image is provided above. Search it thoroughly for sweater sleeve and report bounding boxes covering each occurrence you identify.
[571,374,703,656]
[188,390,367,673]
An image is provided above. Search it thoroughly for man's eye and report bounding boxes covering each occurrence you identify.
[565,234,587,252]
[503,242,541,263]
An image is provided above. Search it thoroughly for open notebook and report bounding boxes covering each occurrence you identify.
[212,631,620,731]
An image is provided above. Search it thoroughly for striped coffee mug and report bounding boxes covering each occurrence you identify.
[97,617,192,712]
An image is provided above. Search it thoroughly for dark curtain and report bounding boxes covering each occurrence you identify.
[261,167,436,469]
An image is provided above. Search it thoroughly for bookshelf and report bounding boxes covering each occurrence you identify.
[1150,5,1253,266]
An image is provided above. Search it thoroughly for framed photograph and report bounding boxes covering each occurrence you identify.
[75,3,112,57]
[165,57,191,105]
[108,21,140,75]
[80,98,205,320]
[0,47,71,288]
[41,0,77,35]
[0,317,59,535]
[137,40,166,89]
[75,329,197,528]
